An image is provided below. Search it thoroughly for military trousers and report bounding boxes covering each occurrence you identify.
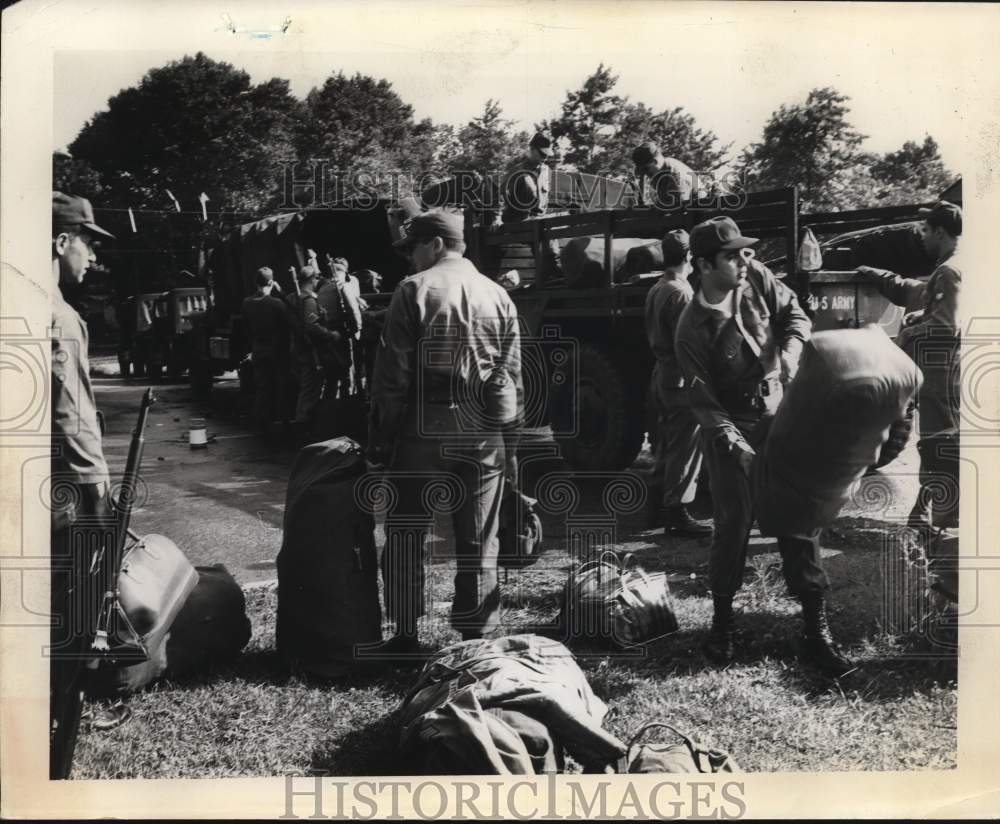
[701,426,829,599]
[649,386,702,508]
[251,351,286,427]
[294,353,324,423]
[383,429,506,639]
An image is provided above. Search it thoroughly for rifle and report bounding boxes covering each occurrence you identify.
[90,387,155,661]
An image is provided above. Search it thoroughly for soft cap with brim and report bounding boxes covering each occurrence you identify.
[53,191,115,239]
[529,131,554,157]
[918,200,962,236]
[631,142,660,167]
[393,209,465,249]
[690,216,758,259]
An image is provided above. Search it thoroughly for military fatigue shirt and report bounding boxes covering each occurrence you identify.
[502,155,551,222]
[241,293,289,358]
[675,260,811,447]
[51,290,109,484]
[885,249,963,436]
[369,255,524,445]
[645,273,694,390]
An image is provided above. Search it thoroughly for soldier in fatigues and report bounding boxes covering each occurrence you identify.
[502,132,554,224]
[644,229,712,536]
[675,217,852,677]
[49,193,123,778]
[368,210,523,657]
[632,142,705,210]
[857,201,962,530]
[241,267,290,434]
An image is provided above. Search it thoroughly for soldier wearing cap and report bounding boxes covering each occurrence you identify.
[502,132,554,224]
[644,228,712,536]
[317,256,361,399]
[675,217,852,677]
[291,264,342,426]
[50,192,120,776]
[242,267,291,434]
[632,142,703,210]
[857,201,962,529]
[368,209,523,655]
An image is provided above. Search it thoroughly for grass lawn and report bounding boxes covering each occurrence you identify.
[72,478,958,779]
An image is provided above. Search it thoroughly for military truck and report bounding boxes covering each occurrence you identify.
[190,205,411,392]
[120,287,209,380]
[452,185,951,471]
[200,179,957,471]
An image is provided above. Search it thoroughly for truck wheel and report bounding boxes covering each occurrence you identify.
[873,403,915,469]
[550,345,645,471]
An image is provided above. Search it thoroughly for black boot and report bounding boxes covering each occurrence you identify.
[799,592,854,678]
[664,505,713,537]
[704,595,735,664]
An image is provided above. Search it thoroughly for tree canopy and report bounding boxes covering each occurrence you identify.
[63,57,955,223]
[70,52,301,215]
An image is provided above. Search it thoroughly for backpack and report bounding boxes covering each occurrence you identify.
[620,721,740,773]
[558,551,679,648]
[276,437,382,678]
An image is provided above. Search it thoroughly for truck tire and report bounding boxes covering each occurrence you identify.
[873,402,915,469]
[550,344,645,471]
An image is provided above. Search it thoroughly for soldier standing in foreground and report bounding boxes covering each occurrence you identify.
[368,210,523,656]
[49,192,120,777]
[675,217,852,677]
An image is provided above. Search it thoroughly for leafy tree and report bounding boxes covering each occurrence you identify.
[53,152,103,199]
[542,64,728,181]
[298,71,427,190]
[69,53,302,216]
[67,53,302,284]
[542,63,625,173]
[443,99,529,174]
[737,87,867,210]
[870,136,954,205]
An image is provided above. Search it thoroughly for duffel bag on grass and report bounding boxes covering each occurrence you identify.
[88,563,251,696]
[621,721,740,773]
[753,326,922,536]
[398,634,626,774]
[276,437,382,678]
[558,551,678,648]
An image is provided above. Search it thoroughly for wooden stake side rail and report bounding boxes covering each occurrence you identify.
[475,187,800,290]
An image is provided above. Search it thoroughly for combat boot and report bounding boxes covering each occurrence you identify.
[663,505,713,537]
[799,592,855,678]
[704,595,735,664]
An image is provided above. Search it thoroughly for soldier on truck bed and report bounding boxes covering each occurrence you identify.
[502,131,554,224]
[675,216,853,678]
[632,141,704,210]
